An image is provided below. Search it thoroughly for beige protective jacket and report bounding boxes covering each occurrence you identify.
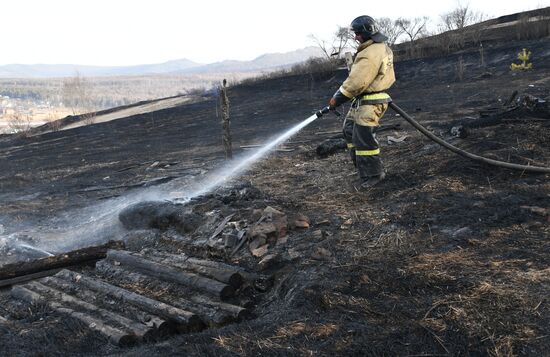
[340,40,395,97]
[340,40,395,126]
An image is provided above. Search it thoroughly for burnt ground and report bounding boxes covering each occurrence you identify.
[0,38,549,356]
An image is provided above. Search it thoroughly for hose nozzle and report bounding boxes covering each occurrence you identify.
[316,106,342,118]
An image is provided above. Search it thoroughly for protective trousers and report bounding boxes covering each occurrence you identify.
[344,102,388,179]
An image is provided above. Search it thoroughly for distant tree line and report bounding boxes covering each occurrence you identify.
[311,4,550,61]
[0,72,257,114]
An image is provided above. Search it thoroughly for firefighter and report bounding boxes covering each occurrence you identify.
[328,15,396,189]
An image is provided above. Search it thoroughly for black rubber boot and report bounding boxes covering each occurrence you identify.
[359,171,386,190]
[343,117,356,166]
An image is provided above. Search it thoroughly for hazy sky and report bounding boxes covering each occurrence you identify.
[1,0,548,66]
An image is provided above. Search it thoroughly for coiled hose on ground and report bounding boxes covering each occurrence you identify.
[388,102,550,174]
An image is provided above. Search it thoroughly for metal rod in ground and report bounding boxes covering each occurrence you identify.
[388,102,550,173]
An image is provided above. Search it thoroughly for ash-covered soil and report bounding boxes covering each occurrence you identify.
[0,38,549,356]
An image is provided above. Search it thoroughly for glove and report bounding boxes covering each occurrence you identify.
[329,89,351,109]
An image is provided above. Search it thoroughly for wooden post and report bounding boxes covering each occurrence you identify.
[479,43,485,67]
[220,79,232,159]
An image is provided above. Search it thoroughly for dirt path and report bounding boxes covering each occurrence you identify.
[61,96,195,131]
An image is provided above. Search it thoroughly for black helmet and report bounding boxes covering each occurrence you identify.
[350,15,388,43]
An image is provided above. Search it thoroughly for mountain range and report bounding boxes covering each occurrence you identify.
[0,47,325,78]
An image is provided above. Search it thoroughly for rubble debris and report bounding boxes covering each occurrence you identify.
[293,220,310,229]
[316,138,347,158]
[118,201,201,233]
[249,206,287,243]
[449,92,550,137]
[251,244,269,258]
[451,227,472,238]
[124,230,162,251]
[209,214,235,241]
[311,247,332,261]
[387,135,409,144]
[312,230,324,239]
[291,213,310,229]
[257,254,279,270]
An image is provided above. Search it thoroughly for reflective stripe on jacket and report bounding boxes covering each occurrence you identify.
[359,92,392,105]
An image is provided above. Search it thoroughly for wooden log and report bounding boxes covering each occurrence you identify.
[182,256,261,283]
[105,250,234,300]
[55,269,203,332]
[0,268,61,288]
[42,275,169,333]
[25,280,157,341]
[190,295,251,321]
[11,285,137,346]
[95,261,233,326]
[0,241,124,282]
[144,251,243,288]
[209,214,235,241]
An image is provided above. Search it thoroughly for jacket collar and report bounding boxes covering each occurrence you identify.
[357,39,375,53]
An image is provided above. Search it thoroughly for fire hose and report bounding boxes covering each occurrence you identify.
[317,103,550,173]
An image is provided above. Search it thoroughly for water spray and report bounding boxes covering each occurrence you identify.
[175,113,321,200]
[0,112,326,259]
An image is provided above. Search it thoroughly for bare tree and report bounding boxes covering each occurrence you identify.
[62,71,96,124]
[309,25,354,59]
[396,17,429,43]
[62,71,88,115]
[440,4,486,31]
[7,110,32,136]
[376,17,404,46]
[396,17,429,57]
